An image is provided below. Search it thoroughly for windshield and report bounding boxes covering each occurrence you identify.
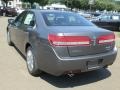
[42,12,94,26]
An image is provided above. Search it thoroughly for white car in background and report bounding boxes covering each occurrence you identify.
[78,12,92,20]
[16,8,24,15]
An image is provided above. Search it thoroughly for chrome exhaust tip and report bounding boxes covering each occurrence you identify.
[67,71,75,77]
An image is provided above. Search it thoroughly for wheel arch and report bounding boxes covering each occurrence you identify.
[7,26,9,32]
[25,43,31,53]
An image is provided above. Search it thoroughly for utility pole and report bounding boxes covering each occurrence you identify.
[89,0,95,12]
[67,0,68,7]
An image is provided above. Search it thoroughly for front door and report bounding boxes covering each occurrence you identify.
[11,11,27,51]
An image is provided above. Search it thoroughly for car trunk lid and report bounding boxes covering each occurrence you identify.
[48,26,115,57]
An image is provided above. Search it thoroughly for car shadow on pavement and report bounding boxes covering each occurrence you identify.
[40,69,111,88]
[13,46,26,60]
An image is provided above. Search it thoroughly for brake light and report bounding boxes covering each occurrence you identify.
[97,33,115,44]
[48,34,91,46]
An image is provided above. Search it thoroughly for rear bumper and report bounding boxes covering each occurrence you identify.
[37,47,117,76]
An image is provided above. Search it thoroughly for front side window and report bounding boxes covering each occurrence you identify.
[14,11,26,26]
[42,12,94,26]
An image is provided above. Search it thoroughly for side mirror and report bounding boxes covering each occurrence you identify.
[8,19,14,24]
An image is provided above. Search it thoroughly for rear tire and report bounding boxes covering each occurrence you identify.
[26,46,41,76]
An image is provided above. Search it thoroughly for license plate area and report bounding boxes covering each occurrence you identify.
[87,59,103,70]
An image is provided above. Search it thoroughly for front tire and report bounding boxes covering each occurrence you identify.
[7,31,13,46]
[26,46,41,76]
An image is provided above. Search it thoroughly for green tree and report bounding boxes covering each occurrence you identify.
[21,0,35,6]
[92,0,116,11]
[94,0,107,10]
[49,0,62,4]
[106,3,115,11]
[79,0,89,10]
[61,0,81,10]
[37,0,49,7]
[21,0,49,7]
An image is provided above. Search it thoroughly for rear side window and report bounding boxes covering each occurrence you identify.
[24,13,34,25]
[23,12,35,27]
[42,12,94,26]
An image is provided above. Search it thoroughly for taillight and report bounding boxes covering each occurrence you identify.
[48,34,91,46]
[97,33,115,44]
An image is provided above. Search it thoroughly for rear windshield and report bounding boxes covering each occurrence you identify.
[42,12,94,26]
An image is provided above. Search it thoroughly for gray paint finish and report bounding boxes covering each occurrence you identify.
[7,9,117,76]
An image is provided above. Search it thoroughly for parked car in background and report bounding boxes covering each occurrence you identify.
[88,12,101,17]
[16,8,24,15]
[0,6,4,16]
[2,7,17,17]
[78,12,92,20]
[7,10,117,76]
[92,14,120,31]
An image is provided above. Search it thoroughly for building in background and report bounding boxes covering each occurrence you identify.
[0,0,3,6]
[43,3,67,10]
[0,0,22,8]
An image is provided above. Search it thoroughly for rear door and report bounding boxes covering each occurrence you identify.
[17,11,36,53]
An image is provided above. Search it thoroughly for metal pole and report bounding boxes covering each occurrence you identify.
[90,4,92,12]
[67,0,68,7]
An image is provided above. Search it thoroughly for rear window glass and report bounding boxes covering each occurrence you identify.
[42,12,94,26]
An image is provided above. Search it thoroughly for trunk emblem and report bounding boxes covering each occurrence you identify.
[93,36,96,46]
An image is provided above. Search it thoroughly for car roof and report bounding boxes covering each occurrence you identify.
[27,9,74,14]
